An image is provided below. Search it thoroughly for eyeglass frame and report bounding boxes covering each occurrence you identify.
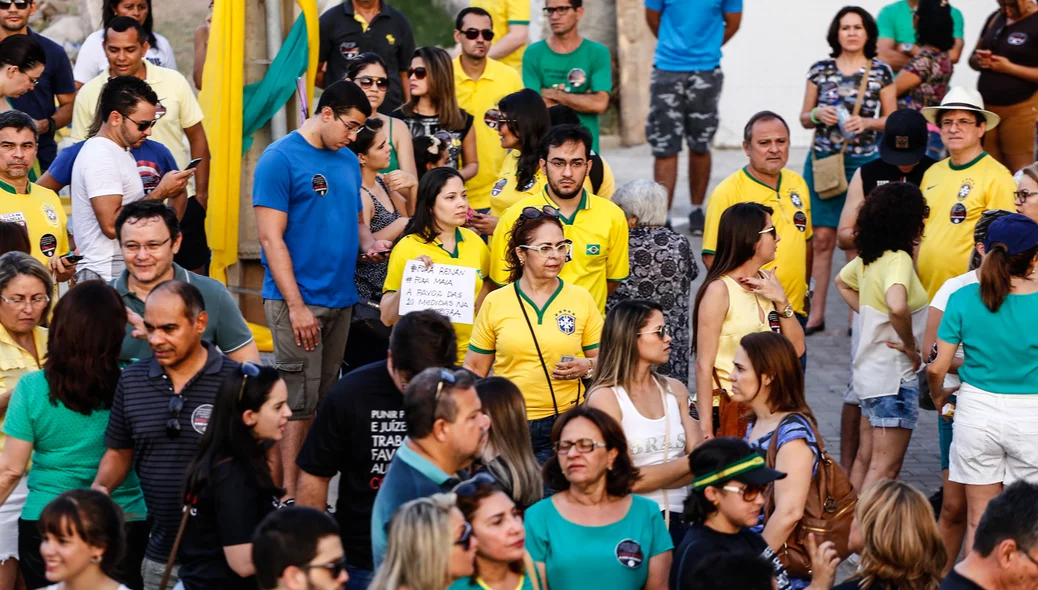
[553,438,607,454]
[720,482,767,503]
[433,368,459,406]
[459,28,495,41]
[637,324,672,339]
[353,75,389,91]
[454,520,474,550]
[237,361,261,402]
[166,394,185,439]
[484,108,516,130]
[0,1,32,10]
[1014,189,1038,205]
[759,226,777,238]
[0,294,50,308]
[542,5,575,16]
[298,557,348,579]
[122,112,158,132]
[518,240,573,259]
[120,237,172,255]
[453,472,497,497]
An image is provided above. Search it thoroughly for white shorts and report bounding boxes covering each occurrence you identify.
[0,476,28,562]
[950,384,1038,486]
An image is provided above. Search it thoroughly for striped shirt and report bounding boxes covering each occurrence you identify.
[104,341,239,562]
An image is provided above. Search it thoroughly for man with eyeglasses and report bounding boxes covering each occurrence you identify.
[452,7,522,226]
[370,367,489,569]
[317,0,415,114]
[488,124,629,313]
[70,75,193,283]
[253,507,349,590]
[93,280,240,590]
[254,79,392,505]
[917,87,1016,300]
[522,0,611,152]
[0,0,77,172]
[71,16,212,274]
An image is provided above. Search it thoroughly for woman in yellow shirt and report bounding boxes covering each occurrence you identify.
[692,203,806,441]
[382,168,491,363]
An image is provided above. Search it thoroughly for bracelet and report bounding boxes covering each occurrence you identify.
[46,117,56,133]
[583,358,595,380]
[809,107,821,125]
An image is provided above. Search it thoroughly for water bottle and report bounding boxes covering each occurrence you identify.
[835,103,856,140]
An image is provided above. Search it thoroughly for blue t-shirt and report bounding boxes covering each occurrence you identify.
[9,29,76,170]
[938,283,1038,394]
[48,139,179,194]
[253,131,363,308]
[646,0,742,72]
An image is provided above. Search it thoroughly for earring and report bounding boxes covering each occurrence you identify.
[90,555,102,564]
[519,258,525,265]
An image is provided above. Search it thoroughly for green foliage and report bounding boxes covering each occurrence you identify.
[392,0,456,48]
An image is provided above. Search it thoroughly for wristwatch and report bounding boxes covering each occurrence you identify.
[780,302,795,318]
[900,43,916,55]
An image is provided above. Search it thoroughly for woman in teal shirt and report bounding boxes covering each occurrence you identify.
[0,282,147,589]
[524,406,672,590]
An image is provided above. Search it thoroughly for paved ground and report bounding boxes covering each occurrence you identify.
[601,141,944,496]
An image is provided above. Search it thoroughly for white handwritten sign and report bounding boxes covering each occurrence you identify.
[398,260,477,324]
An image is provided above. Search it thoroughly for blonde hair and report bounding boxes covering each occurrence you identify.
[477,378,543,509]
[854,480,946,590]
[590,300,667,398]
[1022,162,1038,186]
[370,493,458,590]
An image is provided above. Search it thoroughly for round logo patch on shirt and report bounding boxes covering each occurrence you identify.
[191,403,214,434]
[1008,32,1028,46]
[768,310,781,333]
[794,211,807,232]
[789,191,803,209]
[520,176,537,192]
[957,179,974,201]
[40,204,59,228]
[312,174,329,196]
[39,233,57,258]
[339,41,359,60]
[555,309,576,335]
[615,539,644,569]
[491,178,507,196]
[567,68,587,89]
[950,202,967,225]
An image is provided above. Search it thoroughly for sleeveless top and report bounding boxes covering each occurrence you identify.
[715,274,771,392]
[355,177,401,300]
[612,382,687,512]
[379,116,400,174]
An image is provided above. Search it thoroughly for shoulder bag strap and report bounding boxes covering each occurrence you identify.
[655,377,672,529]
[515,283,560,415]
[851,60,871,118]
[523,551,543,590]
[160,500,194,590]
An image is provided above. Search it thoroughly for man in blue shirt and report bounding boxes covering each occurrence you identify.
[0,0,77,171]
[253,79,392,502]
[645,0,741,235]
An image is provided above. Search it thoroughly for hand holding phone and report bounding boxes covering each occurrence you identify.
[61,253,84,264]
[185,157,203,170]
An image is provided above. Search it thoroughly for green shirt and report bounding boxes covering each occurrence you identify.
[449,574,536,590]
[877,1,964,56]
[112,263,254,363]
[522,38,612,151]
[2,370,147,521]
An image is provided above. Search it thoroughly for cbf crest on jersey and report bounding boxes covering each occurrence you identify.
[957,179,974,201]
[555,309,576,335]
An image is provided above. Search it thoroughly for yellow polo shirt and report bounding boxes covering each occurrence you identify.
[453,56,524,211]
[489,188,629,312]
[0,180,69,265]
[491,151,615,218]
[918,152,1016,300]
[703,168,813,316]
[595,152,615,200]
[468,279,602,420]
[470,0,530,74]
[0,323,46,453]
[384,227,489,364]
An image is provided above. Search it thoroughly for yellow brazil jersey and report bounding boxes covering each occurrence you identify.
[0,180,70,266]
[593,152,615,200]
[470,0,530,74]
[384,227,489,364]
[489,188,629,312]
[0,323,46,453]
[703,168,813,316]
[490,151,613,218]
[469,279,603,420]
[453,56,524,211]
[918,153,1016,300]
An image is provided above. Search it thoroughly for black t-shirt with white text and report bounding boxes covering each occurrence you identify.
[669,524,791,590]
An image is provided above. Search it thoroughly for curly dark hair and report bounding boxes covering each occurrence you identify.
[827,6,879,59]
[505,214,565,284]
[543,406,641,497]
[853,182,927,265]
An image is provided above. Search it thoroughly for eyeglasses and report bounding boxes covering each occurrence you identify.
[483,108,515,130]
[939,117,980,129]
[0,294,49,308]
[453,472,496,497]
[520,205,560,221]
[460,28,495,41]
[0,1,31,10]
[542,5,574,16]
[20,70,37,87]
[759,226,777,237]
[434,368,458,405]
[120,237,171,255]
[1018,548,1038,569]
[335,115,365,134]
[354,75,389,91]
[637,324,672,339]
[299,557,348,579]
[167,394,185,439]
[519,241,572,258]
[123,113,157,132]
[721,483,766,503]
[546,158,586,171]
[237,361,261,402]
[455,520,474,550]
[407,66,427,80]
[1015,189,1038,205]
[553,438,607,454]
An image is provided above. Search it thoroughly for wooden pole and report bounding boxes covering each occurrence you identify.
[616,0,655,146]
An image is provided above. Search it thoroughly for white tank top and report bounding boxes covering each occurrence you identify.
[612,383,688,512]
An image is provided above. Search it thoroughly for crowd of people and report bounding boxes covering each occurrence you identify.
[0,0,1033,589]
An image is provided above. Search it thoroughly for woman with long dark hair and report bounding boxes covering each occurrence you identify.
[395,47,478,181]
[177,363,291,589]
[928,213,1038,554]
[485,89,550,220]
[692,203,805,440]
[381,167,490,363]
[73,0,176,87]
[474,377,542,510]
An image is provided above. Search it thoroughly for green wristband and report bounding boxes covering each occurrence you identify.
[809,107,821,126]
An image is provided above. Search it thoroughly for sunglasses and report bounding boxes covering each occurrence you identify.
[434,368,458,405]
[720,482,766,503]
[455,520,474,551]
[520,205,560,221]
[758,226,777,238]
[0,1,30,9]
[484,108,515,130]
[354,75,389,91]
[637,324,672,339]
[1015,189,1038,205]
[453,472,497,497]
[460,28,495,41]
[407,66,427,80]
[300,557,348,579]
[124,113,157,132]
[167,395,185,439]
[237,361,261,401]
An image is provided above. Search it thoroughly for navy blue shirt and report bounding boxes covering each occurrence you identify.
[48,139,179,194]
[10,29,76,170]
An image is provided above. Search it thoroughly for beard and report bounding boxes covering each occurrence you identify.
[547,177,583,200]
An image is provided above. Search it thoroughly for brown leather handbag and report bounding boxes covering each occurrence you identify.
[763,414,857,578]
[713,369,749,439]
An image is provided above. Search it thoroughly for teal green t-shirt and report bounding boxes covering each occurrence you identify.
[449,573,536,590]
[2,370,148,521]
[522,38,612,152]
[876,1,964,47]
[524,494,672,590]
[938,284,1038,394]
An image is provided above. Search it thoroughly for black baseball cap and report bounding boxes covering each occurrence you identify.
[879,108,928,167]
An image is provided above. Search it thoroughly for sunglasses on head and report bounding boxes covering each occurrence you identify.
[434,368,458,405]
[454,520,474,551]
[237,362,261,402]
[354,75,389,91]
[453,472,497,497]
[484,108,515,130]
[167,395,185,439]
[407,66,427,80]
[520,205,560,221]
[0,1,30,10]
[299,557,348,579]
[460,28,495,41]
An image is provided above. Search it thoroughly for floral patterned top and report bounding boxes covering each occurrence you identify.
[898,48,952,112]
[807,57,894,158]
[606,227,698,384]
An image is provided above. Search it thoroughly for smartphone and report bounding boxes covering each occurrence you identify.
[185,157,203,170]
[359,249,392,259]
[61,253,84,264]
[560,355,575,363]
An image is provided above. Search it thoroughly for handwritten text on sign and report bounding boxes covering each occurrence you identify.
[398,260,477,324]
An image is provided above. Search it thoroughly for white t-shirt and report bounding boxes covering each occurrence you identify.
[70,136,145,281]
[73,28,177,84]
[930,270,979,389]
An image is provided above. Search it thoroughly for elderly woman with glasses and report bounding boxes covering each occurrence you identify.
[466,207,603,465]
[607,180,698,384]
[0,281,147,590]
[524,406,672,590]
[1015,163,1038,223]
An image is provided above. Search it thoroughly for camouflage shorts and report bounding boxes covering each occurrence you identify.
[646,68,723,157]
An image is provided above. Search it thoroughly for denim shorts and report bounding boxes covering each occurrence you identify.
[939,394,957,471]
[861,381,919,429]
